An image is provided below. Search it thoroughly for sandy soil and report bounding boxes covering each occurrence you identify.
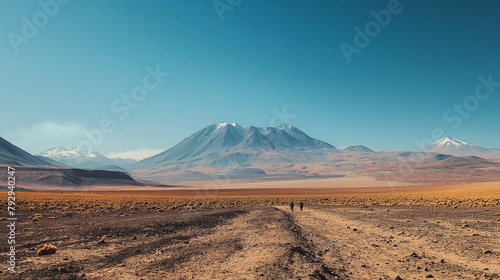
[168,175,414,190]
[2,205,498,279]
[12,175,413,192]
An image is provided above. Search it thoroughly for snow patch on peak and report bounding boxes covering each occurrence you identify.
[421,136,491,155]
[86,151,97,158]
[277,123,291,128]
[216,122,227,130]
[275,123,295,134]
[276,123,292,129]
[38,146,111,160]
[435,136,472,148]
[216,122,240,130]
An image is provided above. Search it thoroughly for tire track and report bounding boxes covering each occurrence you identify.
[280,205,499,280]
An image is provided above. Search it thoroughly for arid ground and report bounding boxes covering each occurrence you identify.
[1,182,499,279]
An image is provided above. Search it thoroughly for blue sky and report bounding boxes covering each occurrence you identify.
[1,0,500,158]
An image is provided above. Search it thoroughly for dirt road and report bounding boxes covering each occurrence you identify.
[1,206,498,279]
[284,205,499,280]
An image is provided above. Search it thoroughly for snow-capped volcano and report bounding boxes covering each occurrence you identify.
[130,122,338,180]
[435,137,472,148]
[37,147,136,169]
[421,136,491,155]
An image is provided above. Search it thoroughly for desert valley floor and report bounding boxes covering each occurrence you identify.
[1,205,499,280]
[1,181,499,280]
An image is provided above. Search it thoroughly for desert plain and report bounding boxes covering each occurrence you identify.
[1,179,499,280]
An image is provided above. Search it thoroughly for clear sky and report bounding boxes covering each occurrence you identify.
[1,0,500,158]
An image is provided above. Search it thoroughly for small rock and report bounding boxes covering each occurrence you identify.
[37,244,57,256]
[483,250,492,254]
[425,275,434,278]
[97,239,106,244]
[395,276,403,280]
[58,267,69,273]
[352,228,358,232]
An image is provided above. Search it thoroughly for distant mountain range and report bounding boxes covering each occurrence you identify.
[129,123,500,182]
[2,124,500,188]
[37,147,137,169]
[0,137,154,190]
[344,145,373,153]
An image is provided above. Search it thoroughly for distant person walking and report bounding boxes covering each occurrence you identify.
[290,201,295,212]
[299,202,304,212]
